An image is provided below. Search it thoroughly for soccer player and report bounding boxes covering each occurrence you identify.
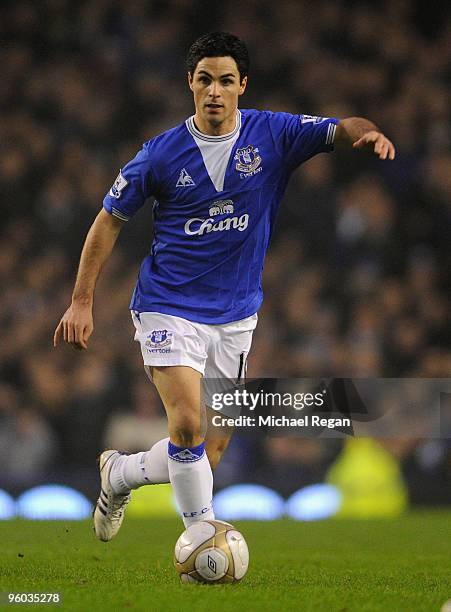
[54,32,395,541]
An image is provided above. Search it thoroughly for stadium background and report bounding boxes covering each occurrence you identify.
[0,0,449,517]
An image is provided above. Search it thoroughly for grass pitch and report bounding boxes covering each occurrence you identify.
[0,512,450,611]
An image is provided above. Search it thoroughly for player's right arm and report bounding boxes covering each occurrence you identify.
[53,208,125,350]
[55,142,154,349]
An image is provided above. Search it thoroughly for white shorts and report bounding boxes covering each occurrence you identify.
[131,310,258,383]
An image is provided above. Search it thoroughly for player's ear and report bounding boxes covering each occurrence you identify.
[187,72,194,91]
[239,76,247,96]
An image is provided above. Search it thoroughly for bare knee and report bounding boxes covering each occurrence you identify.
[170,413,205,448]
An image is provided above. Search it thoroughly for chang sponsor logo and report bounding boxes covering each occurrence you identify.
[184,200,249,236]
[185,215,249,236]
[209,200,234,216]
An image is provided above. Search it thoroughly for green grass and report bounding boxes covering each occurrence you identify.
[0,513,450,611]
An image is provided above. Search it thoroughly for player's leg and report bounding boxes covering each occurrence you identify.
[109,312,251,485]
[94,312,256,539]
[94,312,209,540]
[105,332,230,495]
[121,312,214,526]
[151,365,215,526]
[108,312,210,491]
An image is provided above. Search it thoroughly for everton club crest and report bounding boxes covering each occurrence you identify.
[145,329,173,350]
[234,145,262,174]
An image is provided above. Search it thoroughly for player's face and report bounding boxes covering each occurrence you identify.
[188,56,247,135]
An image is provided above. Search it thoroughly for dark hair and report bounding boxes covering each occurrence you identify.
[186,32,249,81]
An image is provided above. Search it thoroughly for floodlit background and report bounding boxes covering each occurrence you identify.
[0,0,450,519]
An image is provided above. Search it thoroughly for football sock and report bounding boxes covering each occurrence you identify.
[167,440,215,527]
[109,437,170,494]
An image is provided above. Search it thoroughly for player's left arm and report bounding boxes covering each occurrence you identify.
[335,117,396,160]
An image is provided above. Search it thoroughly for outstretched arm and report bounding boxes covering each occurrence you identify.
[335,117,396,160]
[53,208,125,350]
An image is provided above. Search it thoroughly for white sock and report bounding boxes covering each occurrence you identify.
[167,440,215,527]
[109,437,170,494]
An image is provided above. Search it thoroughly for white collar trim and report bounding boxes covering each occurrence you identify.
[186,110,241,142]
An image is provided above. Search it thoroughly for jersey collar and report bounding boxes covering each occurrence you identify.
[186,110,242,142]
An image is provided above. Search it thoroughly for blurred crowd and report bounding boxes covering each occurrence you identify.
[0,0,450,501]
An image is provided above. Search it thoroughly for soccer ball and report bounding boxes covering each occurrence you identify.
[174,519,249,584]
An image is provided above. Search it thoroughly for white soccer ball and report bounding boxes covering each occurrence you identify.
[174,519,249,584]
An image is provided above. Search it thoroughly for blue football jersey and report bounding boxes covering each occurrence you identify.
[103,109,339,324]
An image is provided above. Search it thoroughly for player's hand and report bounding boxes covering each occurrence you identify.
[53,302,94,350]
[352,130,396,160]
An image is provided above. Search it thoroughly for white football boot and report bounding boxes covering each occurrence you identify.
[93,450,131,542]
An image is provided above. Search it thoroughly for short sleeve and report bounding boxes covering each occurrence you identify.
[267,112,339,169]
[103,145,154,221]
